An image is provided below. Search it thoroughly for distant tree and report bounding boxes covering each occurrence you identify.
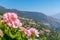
[0,12,4,15]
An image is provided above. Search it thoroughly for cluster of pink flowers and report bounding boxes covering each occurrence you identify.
[20,27,39,37]
[3,12,22,28]
[20,27,31,36]
[29,28,39,37]
[3,12,39,37]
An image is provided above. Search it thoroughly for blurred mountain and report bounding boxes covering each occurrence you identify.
[0,6,60,31]
[51,13,60,20]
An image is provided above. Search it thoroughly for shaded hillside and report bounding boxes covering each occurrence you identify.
[19,17,60,40]
[51,13,60,20]
[0,6,60,30]
[0,14,60,40]
[19,17,50,31]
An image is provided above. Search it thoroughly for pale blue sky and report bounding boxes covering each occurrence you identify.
[0,0,60,15]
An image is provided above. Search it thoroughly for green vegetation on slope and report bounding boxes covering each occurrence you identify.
[19,17,60,40]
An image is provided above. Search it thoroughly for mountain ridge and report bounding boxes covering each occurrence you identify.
[51,13,60,20]
[0,6,60,31]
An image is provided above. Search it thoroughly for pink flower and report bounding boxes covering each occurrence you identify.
[20,27,26,31]
[3,12,22,28]
[20,27,31,36]
[29,28,39,37]
[3,12,18,22]
[0,29,3,37]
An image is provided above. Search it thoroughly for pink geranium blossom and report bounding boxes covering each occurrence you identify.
[29,28,39,37]
[3,12,22,28]
[0,29,3,37]
[3,12,18,22]
[20,27,31,36]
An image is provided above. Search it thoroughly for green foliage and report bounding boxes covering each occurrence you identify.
[0,12,4,15]
[0,20,28,40]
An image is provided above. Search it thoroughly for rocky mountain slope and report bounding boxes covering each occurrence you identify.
[0,6,60,31]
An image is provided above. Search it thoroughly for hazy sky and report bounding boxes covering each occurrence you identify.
[0,0,60,15]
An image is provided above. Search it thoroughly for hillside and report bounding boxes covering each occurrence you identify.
[18,17,60,40]
[51,13,60,20]
[0,10,60,40]
[0,15,60,40]
[0,6,60,31]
